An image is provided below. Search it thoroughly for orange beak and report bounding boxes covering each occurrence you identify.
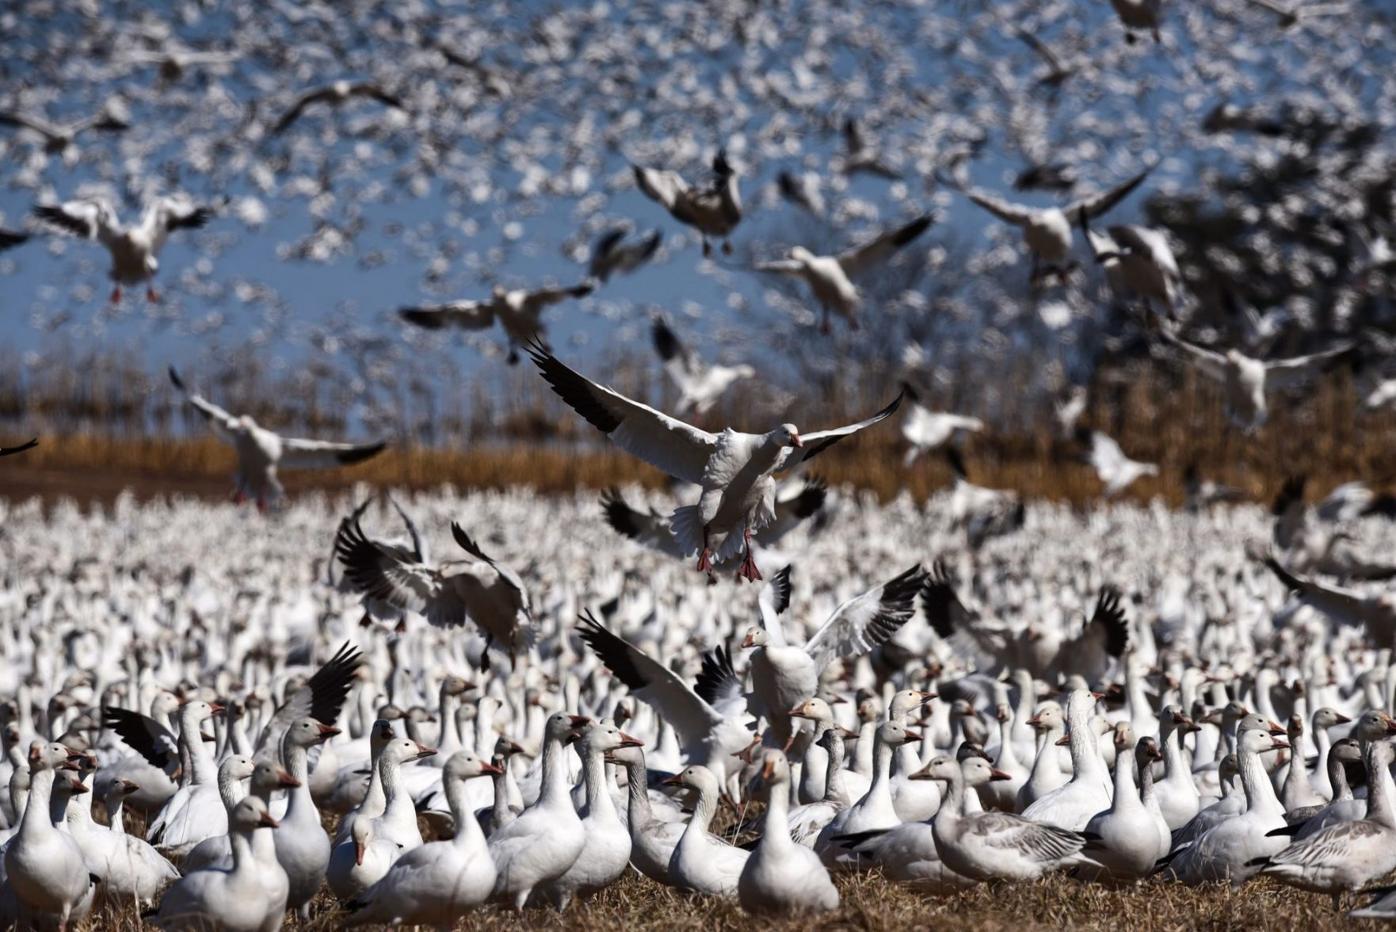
[317,723,342,738]
[480,761,504,776]
[989,768,1012,781]
[1055,734,1071,746]
[354,840,366,865]
[414,743,438,760]
[618,732,644,749]
[277,769,301,788]
[791,434,804,448]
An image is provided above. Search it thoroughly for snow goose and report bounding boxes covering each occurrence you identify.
[787,726,855,847]
[1154,705,1201,830]
[982,702,1028,810]
[651,316,754,416]
[1306,708,1351,800]
[1015,29,1077,88]
[838,118,901,179]
[536,722,640,908]
[1279,714,1327,812]
[754,214,933,332]
[776,170,826,217]
[1081,730,1169,881]
[899,382,984,466]
[589,228,661,282]
[146,700,225,857]
[0,103,127,154]
[1017,701,1068,809]
[69,764,178,908]
[940,450,1024,548]
[1081,430,1158,497]
[1254,740,1396,903]
[398,280,595,364]
[33,195,214,303]
[739,750,839,915]
[1022,689,1113,830]
[151,796,282,932]
[1272,714,1394,839]
[274,718,344,914]
[745,563,926,747]
[949,168,1151,285]
[1164,725,1290,885]
[183,759,297,877]
[530,342,902,580]
[815,720,920,862]
[344,752,500,926]
[577,612,753,789]
[0,437,38,457]
[335,519,533,668]
[100,697,181,814]
[332,720,394,847]
[1264,557,1396,645]
[920,754,1089,881]
[1158,329,1353,432]
[488,712,588,909]
[3,742,95,929]
[328,734,434,898]
[271,80,406,134]
[1241,0,1350,30]
[1078,211,1181,316]
[1108,0,1164,42]
[169,368,386,510]
[632,149,742,256]
[666,764,750,896]
[607,743,685,882]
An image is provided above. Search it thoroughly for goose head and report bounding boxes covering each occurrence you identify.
[252,760,299,792]
[746,749,790,799]
[1135,736,1163,766]
[1351,709,1396,742]
[789,697,834,725]
[769,423,803,449]
[544,711,589,746]
[961,755,1012,787]
[663,764,719,797]
[1312,707,1350,731]
[444,751,503,782]
[876,720,921,749]
[218,754,256,783]
[740,626,768,649]
[287,716,341,748]
[890,689,937,719]
[580,721,643,756]
[910,754,958,782]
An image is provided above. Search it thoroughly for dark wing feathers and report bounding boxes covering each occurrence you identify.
[526,339,624,433]
[1264,556,1306,594]
[869,564,926,643]
[33,204,92,237]
[335,440,387,465]
[450,522,494,564]
[1272,474,1307,516]
[922,559,965,638]
[693,645,742,708]
[1090,586,1129,657]
[769,565,794,615]
[576,610,649,692]
[102,707,179,770]
[600,487,645,539]
[796,391,905,465]
[788,478,827,518]
[889,214,934,248]
[0,437,38,457]
[651,317,683,363]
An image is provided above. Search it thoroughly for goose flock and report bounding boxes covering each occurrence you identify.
[2,0,1396,929]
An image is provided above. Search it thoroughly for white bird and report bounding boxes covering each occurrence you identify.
[335,518,534,668]
[1265,557,1396,645]
[4,742,95,929]
[398,281,595,364]
[1241,0,1350,30]
[1079,213,1182,316]
[271,80,406,134]
[755,215,933,333]
[1022,690,1113,830]
[1081,430,1158,497]
[838,118,901,180]
[1081,731,1170,881]
[739,750,839,915]
[776,170,826,217]
[169,367,387,510]
[665,765,750,896]
[651,317,754,416]
[633,149,742,256]
[151,796,282,932]
[899,382,984,466]
[0,103,127,154]
[943,448,1024,548]
[33,196,215,303]
[529,343,902,581]
[953,169,1151,285]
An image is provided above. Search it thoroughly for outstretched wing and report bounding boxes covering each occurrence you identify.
[272,86,335,134]
[398,301,495,331]
[921,559,974,638]
[102,707,179,771]
[143,197,214,253]
[963,189,1036,226]
[1159,330,1228,380]
[803,564,927,672]
[169,367,241,443]
[33,199,117,245]
[633,164,690,212]
[1084,586,1130,658]
[694,645,746,717]
[1264,556,1375,630]
[528,342,718,483]
[781,392,905,470]
[257,642,364,751]
[281,437,387,470]
[1264,343,1354,374]
[598,488,680,552]
[0,437,38,457]
[335,516,450,619]
[523,281,594,311]
[1067,168,1152,222]
[837,215,934,277]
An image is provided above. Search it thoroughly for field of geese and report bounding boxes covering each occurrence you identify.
[3,0,1396,929]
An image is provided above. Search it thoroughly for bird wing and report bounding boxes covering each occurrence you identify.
[633,165,690,211]
[779,392,905,471]
[143,197,214,253]
[921,559,975,639]
[33,199,117,245]
[0,437,38,457]
[1159,330,1229,380]
[0,229,29,252]
[168,367,241,442]
[753,259,806,275]
[758,564,795,629]
[102,707,180,771]
[1074,586,1130,658]
[272,87,333,133]
[1016,29,1065,72]
[280,437,387,470]
[389,497,427,562]
[964,189,1036,225]
[975,813,1085,861]
[837,215,934,277]
[523,281,594,310]
[598,487,680,552]
[1264,557,1374,628]
[1087,431,1128,477]
[334,515,451,619]
[256,642,364,751]
[761,479,827,544]
[575,612,726,752]
[1264,343,1354,373]
[1242,0,1295,15]
[803,564,927,673]
[398,301,496,331]
[693,645,746,718]
[1066,168,1152,221]
[351,83,406,109]
[0,110,60,139]
[527,342,717,484]
[652,316,701,380]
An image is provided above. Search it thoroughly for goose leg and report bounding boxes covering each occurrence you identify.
[110,285,122,304]
[738,527,762,582]
[146,285,160,303]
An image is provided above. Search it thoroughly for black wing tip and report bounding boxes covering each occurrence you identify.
[944,445,968,479]
[790,481,827,518]
[693,645,738,706]
[1093,586,1130,657]
[1272,474,1307,515]
[167,366,185,391]
[770,564,794,615]
[599,488,642,538]
[1,437,38,456]
[398,308,445,329]
[651,317,680,360]
[1264,556,1303,593]
[450,522,491,562]
[336,441,387,465]
[893,214,934,246]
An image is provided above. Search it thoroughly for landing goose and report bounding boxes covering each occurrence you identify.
[151,796,282,932]
[950,168,1151,284]
[651,316,754,416]
[335,519,533,667]
[1078,212,1181,316]
[271,81,406,134]
[398,280,594,364]
[169,368,387,510]
[589,228,661,282]
[3,742,94,929]
[530,341,901,580]
[344,752,500,926]
[633,149,742,256]
[755,215,933,332]
[940,449,1024,548]
[1081,430,1158,497]
[739,750,839,915]
[33,196,215,303]
[666,764,749,896]
[1265,557,1396,645]
[899,382,984,466]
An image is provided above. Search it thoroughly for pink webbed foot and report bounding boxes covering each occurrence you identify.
[146,286,160,303]
[110,286,122,304]
[696,547,714,573]
[738,548,762,583]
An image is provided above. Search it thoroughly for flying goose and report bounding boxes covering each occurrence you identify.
[1265,557,1396,645]
[398,281,594,364]
[776,170,826,217]
[755,215,933,333]
[33,196,216,303]
[589,228,661,282]
[335,519,533,668]
[632,149,742,256]
[529,342,902,581]
[1157,329,1353,432]
[168,367,387,509]
[1015,30,1077,88]
[1241,0,1350,30]
[1078,211,1182,316]
[838,118,900,180]
[951,168,1151,286]
[0,438,37,457]
[1080,430,1157,497]
[900,383,984,466]
[0,103,128,153]
[272,81,406,134]
[652,317,755,416]
[943,448,1024,548]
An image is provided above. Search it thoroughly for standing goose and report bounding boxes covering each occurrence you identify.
[169,368,387,510]
[606,743,686,882]
[33,195,214,303]
[146,699,226,857]
[632,149,742,256]
[328,735,435,898]
[344,752,501,926]
[1081,731,1170,881]
[1022,690,1113,830]
[1154,705,1201,830]
[151,796,282,932]
[816,720,921,861]
[754,215,933,333]
[529,342,902,580]
[665,764,750,896]
[739,750,839,915]
[398,280,595,364]
[4,742,94,929]
[274,718,343,914]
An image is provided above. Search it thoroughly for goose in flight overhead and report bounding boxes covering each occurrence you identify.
[1078,211,1182,316]
[900,382,984,466]
[1015,30,1077,88]
[1265,557,1396,646]
[1080,430,1157,497]
[33,196,216,303]
[335,518,533,668]
[529,342,902,580]
[272,81,407,134]
[589,228,661,282]
[633,149,742,256]
[0,102,128,154]
[652,317,754,416]
[1241,0,1350,30]
[950,168,1150,285]
[838,118,901,180]
[1158,329,1353,432]
[398,281,594,364]
[755,215,933,333]
[168,367,386,510]
[0,438,38,457]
